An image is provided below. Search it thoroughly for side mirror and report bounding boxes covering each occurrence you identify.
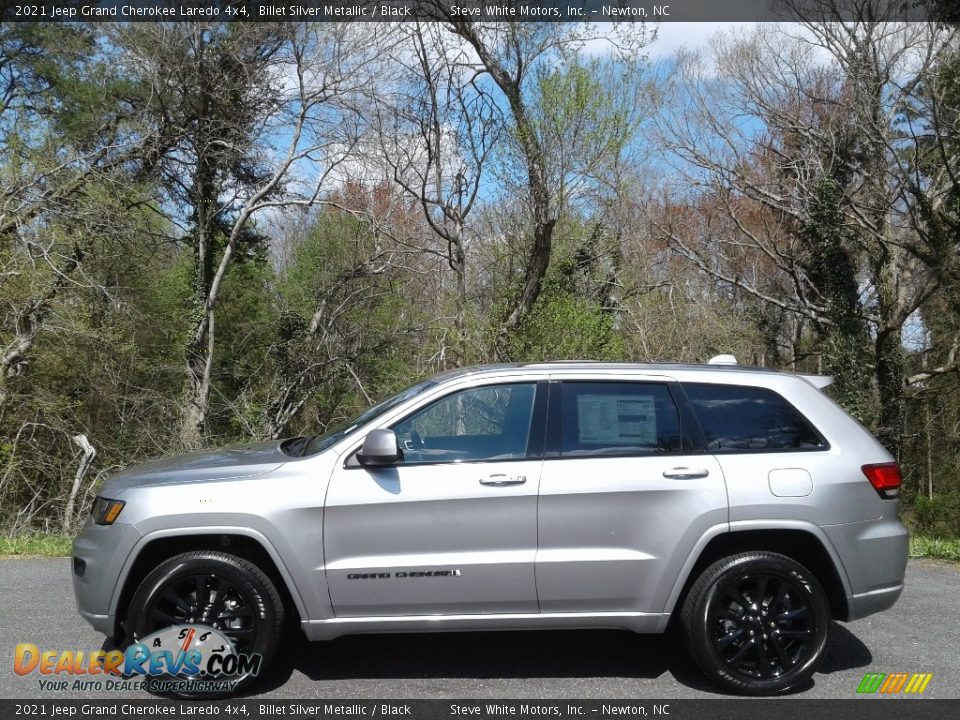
[357,429,403,467]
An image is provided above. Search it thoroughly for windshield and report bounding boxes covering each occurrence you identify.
[300,378,438,456]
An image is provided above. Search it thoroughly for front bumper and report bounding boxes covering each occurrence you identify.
[72,518,142,638]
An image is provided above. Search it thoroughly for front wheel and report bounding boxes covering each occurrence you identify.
[126,551,283,697]
[680,552,830,695]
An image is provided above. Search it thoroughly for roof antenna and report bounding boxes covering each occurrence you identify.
[708,354,738,366]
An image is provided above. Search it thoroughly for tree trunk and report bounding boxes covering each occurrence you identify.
[448,23,555,362]
[803,177,874,424]
[178,119,217,449]
[180,381,208,449]
[875,325,905,457]
[451,220,468,368]
[181,309,214,449]
[493,219,555,360]
[873,241,905,458]
[63,434,96,533]
[0,246,82,410]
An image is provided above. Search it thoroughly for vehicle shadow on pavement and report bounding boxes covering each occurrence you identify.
[819,621,873,674]
[239,621,872,697]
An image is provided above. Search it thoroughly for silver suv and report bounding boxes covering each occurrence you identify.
[73,359,908,695]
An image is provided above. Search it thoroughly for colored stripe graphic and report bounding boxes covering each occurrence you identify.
[856,673,886,693]
[880,672,909,693]
[904,673,933,694]
[857,672,932,694]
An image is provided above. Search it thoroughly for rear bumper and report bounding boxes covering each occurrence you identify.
[847,583,904,621]
[821,515,908,621]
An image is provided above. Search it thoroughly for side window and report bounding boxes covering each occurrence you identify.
[683,383,826,452]
[559,382,682,457]
[391,383,537,464]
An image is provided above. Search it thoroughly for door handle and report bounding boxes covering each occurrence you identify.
[662,467,710,480]
[479,474,527,486]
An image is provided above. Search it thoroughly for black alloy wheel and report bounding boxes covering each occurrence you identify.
[143,571,259,651]
[709,572,815,679]
[680,551,830,695]
[126,551,283,696]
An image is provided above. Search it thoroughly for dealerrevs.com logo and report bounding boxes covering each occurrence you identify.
[856,672,933,695]
[14,625,261,695]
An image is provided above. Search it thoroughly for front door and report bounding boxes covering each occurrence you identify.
[324,381,545,617]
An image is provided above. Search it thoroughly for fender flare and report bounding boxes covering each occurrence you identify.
[109,525,309,624]
[662,519,854,616]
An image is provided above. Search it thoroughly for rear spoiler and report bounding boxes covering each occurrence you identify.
[800,374,834,390]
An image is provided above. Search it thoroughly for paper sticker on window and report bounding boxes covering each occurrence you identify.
[577,395,657,445]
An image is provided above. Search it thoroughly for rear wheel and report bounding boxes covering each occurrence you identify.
[126,551,283,697]
[680,551,830,695]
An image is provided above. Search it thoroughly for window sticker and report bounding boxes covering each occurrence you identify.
[577,394,657,445]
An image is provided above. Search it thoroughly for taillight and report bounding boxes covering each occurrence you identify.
[862,462,902,498]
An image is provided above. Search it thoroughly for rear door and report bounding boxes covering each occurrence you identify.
[324,380,546,617]
[535,378,727,613]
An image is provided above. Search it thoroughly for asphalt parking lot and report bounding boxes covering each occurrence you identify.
[1,558,957,700]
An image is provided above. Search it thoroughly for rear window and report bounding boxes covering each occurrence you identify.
[683,383,826,452]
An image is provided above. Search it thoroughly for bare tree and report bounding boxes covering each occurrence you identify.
[652,18,953,453]
[894,25,960,386]
[121,23,391,448]
[259,200,400,439]
[371,22,501,366]
[427,16,652,359]
[0,25,148,410]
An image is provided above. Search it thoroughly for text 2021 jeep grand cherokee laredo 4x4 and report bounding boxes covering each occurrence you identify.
[73,359,908,695]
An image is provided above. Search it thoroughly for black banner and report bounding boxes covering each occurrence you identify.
[0,0,953,24]
[1,700,959,720]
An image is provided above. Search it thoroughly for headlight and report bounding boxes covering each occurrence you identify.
[91,497,125,525]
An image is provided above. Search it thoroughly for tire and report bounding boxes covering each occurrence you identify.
[126,551,284,697]
[680,551,830,695]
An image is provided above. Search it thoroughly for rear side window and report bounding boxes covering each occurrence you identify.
[683,383,826,452]
[558,382,683,457]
